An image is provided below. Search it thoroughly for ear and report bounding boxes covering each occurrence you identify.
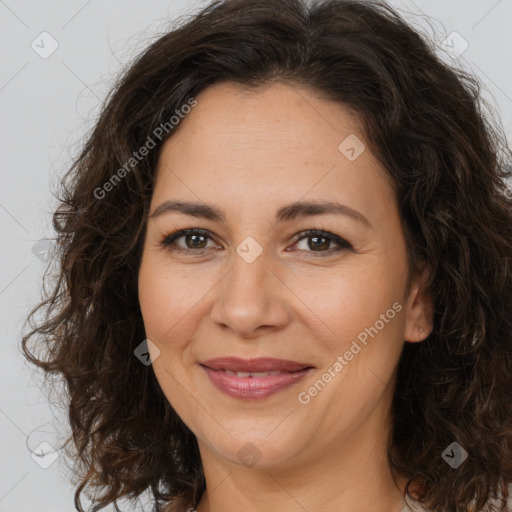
[403,265,433,343]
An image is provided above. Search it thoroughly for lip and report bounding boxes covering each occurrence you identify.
[200,357,314,400]
[201,357,313,372]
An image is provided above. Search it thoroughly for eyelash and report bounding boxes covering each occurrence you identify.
[159,227,353,257]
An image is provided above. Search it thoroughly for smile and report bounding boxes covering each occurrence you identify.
[201,367,313,399]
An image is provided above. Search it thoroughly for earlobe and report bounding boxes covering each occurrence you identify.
[403,266,433,343]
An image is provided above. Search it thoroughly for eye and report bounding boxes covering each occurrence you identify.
[290,229,353,255]
[159,227,352,256]
[160,228,219,253]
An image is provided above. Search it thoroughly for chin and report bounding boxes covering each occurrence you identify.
[196,422,308,470]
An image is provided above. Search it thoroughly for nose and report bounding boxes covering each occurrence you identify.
[210,244,292,339]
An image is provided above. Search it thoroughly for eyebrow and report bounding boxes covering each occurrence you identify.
[149,199,371,227]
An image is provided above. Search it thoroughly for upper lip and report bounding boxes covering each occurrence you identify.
[201,357,313,372]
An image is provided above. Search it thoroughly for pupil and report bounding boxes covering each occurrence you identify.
[188,234,206,249]
[310,236,328,251]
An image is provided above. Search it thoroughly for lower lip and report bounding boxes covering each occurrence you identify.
[201,366,312,400]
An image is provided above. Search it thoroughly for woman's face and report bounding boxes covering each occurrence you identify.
[138,81,431,472]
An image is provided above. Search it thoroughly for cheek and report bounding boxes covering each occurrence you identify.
[138,256,210,340]
[138,263,171,338]
[295,262,404,350]
[138,260,200,405]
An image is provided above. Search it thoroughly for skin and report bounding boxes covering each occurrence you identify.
[138,81,433,512]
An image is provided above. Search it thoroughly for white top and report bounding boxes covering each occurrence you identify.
[402,496,431,511]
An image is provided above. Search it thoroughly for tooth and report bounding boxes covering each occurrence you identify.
[223,370,287,377]
[251,371,270,377]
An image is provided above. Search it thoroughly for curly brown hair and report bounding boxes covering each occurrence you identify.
[22,0,512,511]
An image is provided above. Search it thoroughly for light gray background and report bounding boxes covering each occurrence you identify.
[1,1,511,511]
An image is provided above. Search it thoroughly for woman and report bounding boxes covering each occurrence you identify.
[22,0,512,511]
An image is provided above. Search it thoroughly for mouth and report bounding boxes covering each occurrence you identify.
[200,357,314,372]
[200,357,315,399]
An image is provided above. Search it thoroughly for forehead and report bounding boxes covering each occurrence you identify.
[152,81,395,222]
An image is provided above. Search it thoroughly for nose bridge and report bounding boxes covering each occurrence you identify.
[223,237,271,307]
[210,235,290,336]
